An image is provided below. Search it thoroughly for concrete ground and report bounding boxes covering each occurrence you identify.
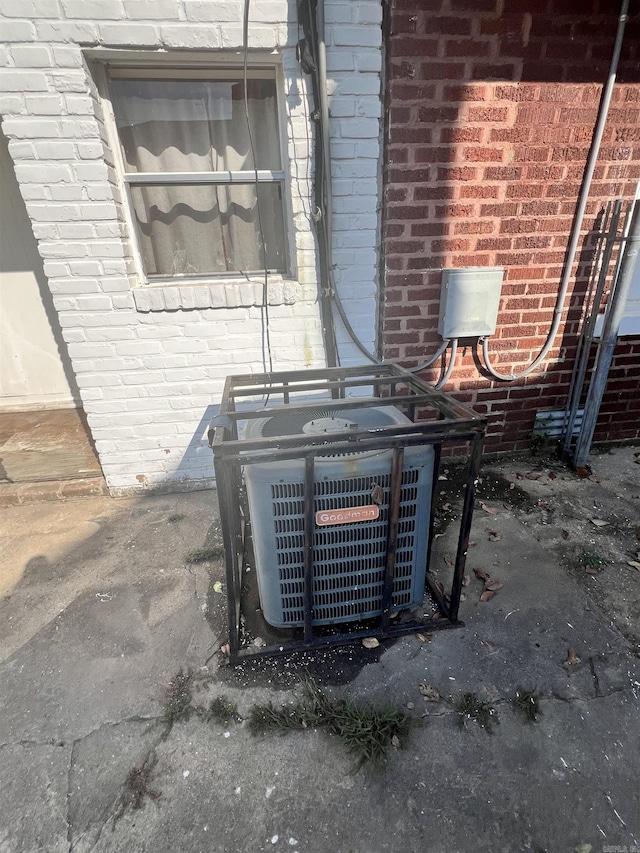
[0,444,639,853]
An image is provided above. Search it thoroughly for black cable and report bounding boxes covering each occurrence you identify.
[298,0,339,367]
[243,0,274,376]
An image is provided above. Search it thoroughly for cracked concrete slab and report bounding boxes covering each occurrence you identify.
[0,492,218,745]
[0,448,639,852]
[0,741,71,853]
[67,718,168,853]
[52,689,640,853]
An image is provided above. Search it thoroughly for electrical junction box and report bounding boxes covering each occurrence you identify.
[438,267,504,339]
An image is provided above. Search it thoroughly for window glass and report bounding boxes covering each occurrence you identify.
[108,69,288,280]
[130,182,286,276]
[111,78,281,173]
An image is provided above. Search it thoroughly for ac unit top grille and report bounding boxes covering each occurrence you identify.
[245,406,410,440]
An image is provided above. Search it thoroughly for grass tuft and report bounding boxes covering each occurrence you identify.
[248,680,410,770]
[512,688,542,723]
[207,695,241,725]
[580,551,607,572]
[186,544,225,563]
[454,692,497,733]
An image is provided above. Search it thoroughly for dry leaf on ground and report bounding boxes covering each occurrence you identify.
[627,560,640,571]
[473,568,491,581]
[419,683,440,701]
[487,529,501,541]
[415,633,432,643]
[590,518,609,527]
[481,503,499,515]
[566,649,580,665]
[480,590,495,602]
[362,637,380,649]
[484,579,503,592]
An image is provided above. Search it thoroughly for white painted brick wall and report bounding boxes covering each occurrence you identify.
[0,0,383,493]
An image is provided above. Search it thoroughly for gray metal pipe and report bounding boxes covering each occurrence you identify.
[482,0,630,381]
[561,200,623,456]
[573,201,640,469]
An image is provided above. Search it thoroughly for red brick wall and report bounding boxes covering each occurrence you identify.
[382,0,640,453]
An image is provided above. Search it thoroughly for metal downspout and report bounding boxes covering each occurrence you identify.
[560,200,623,456]
[315,0,339,368]
[572,201,640,470]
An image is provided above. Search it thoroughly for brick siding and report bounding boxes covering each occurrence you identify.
[382,0,640,453]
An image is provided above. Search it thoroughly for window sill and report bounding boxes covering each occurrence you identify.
[132,278,298,313]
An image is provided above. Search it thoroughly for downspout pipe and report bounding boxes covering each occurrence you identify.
[560,200,623,457]
[317,0,381,365]
[572,201,640,470]
[297,0,339,368]
[482,0,630,381]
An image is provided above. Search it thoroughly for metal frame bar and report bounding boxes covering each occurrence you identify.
[210,365,486,663]
[380,447,404,632]
[124,170,285,185]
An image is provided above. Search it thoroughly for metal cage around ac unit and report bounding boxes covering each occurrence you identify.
[209,364,486,663]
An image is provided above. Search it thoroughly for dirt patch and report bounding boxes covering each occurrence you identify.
[490,446,640,650]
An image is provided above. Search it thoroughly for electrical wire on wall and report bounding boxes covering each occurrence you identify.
[292,0,631,393]
[296,0,339,367]
[479,0,630,382]
[243,0,274,377]
[297,0,454,382]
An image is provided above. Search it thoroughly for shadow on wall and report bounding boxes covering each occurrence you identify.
[173,393,289,486]
[174,403,220,484]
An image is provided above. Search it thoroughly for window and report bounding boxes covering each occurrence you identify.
[593,217,640,338]
[107,66,288,282]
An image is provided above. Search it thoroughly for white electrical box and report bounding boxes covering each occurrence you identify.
[438,267,504,339]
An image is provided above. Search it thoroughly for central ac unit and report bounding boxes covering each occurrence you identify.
[242,405,434,628]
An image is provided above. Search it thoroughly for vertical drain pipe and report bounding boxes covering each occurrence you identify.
[561,201,623,457]
[314,0,339,368]
[573,201,640,471]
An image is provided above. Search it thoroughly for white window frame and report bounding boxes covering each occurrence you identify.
[94,53,294,291]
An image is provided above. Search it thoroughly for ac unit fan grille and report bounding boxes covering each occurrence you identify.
[269,470,422,625]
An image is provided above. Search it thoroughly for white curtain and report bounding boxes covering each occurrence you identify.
[112,78,285,277]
